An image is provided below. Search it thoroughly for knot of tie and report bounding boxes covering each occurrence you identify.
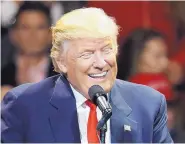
[85,100,97,110]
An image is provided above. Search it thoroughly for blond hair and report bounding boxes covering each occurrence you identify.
[51,7,120,73]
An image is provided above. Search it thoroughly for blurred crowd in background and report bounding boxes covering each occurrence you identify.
[1,1,185,142]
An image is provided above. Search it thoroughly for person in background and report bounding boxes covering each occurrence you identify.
[1,2,58,98]
[118,28,175,101]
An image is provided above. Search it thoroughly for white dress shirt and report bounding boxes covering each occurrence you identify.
[70,84,111,143]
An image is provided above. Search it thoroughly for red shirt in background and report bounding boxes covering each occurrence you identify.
[129,73,174,101]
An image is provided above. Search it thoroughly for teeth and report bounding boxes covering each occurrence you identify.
[89,71,107,78]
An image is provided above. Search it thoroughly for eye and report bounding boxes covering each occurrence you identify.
[80,52,93,59]
[19,24,29,30]
[103,47,113,54]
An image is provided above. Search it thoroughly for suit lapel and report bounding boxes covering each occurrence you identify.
[110,81,141,143]
[49,76,81,143]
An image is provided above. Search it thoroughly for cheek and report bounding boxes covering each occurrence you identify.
[161,58,168,67]
[37,31,49,41]
[77,59,94,72]
[69,59,93,79]
[20,30,30,39]
[18,37,30,48]
[144,55,157,67]
[17,33,26,42]
[18,33,32,46]
[141,55,151,66]
[105,55,118,77]
[104,54,117,68]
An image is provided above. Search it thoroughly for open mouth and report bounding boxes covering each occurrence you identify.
[88,71,108,79]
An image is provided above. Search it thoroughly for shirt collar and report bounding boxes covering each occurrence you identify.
[70,84,110,108]
[70,84,87,108]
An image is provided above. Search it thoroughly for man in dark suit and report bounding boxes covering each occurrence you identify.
[1,2,58,98]
[1,7,173,143]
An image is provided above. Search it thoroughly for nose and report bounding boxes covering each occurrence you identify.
[93,52,106,69]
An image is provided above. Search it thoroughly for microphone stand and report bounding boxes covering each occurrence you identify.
[99,123,107,143]
[97,109,112,143]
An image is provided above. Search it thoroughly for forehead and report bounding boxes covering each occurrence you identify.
[144,38,167,52]
[68,38,112,49]
[17,11,48,25]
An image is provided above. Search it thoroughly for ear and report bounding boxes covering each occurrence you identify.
[55,56,68,74]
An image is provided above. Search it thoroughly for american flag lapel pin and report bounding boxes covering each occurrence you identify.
[124,125,131,131]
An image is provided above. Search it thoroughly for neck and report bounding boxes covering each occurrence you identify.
[18,53,47,65]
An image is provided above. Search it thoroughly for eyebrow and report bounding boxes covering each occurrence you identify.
[82,43,111,52]
[77,40,112,54]
[101,43,111,48]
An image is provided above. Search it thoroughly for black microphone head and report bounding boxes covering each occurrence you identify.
[88,85,107,105]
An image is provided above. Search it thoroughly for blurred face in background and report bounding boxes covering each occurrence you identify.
[138,38,169,73]
[58,38,118,98]
[12,11,51,56]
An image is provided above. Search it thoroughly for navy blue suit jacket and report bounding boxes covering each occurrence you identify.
[1,75,173,143]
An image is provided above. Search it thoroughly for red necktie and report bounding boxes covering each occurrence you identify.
[85,100,100,143]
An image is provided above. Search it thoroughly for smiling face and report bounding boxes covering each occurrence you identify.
[58,38,118,98]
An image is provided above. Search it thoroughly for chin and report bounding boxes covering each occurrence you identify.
[104,86,112,93]
[99,82,114,93]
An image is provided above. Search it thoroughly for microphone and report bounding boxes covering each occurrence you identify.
[88,85,112,130]
[88,85,112,114]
